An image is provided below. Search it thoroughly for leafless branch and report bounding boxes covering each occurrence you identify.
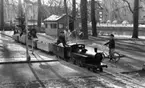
[122,0,133,13]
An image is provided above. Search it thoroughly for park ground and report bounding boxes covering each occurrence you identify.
[0,31,145,88]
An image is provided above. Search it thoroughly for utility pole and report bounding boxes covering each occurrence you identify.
[132,0,139,38]
[24,0,31,61]
[64,0,69,31]
[1,0,4,31]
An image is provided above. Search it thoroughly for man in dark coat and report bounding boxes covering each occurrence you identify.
[56,31,66,47]
[104,34,115,61]
[94,48,103,65]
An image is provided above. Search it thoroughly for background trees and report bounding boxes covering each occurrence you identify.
[1,0,144,39]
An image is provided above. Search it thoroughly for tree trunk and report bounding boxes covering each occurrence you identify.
[91,0,97,37]
[80,0,88,39]
[37,0,41,28]
[72,0,76,32]
[132,0,139,38]
[1,0,4,30]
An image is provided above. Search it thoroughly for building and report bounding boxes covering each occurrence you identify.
[44,14,73,36]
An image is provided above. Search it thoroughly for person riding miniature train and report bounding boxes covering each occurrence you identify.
[28,28,38,40]
[94,48,103,64]
[55,31,67,47]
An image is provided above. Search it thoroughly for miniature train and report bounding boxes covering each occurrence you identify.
[12,34,107,72]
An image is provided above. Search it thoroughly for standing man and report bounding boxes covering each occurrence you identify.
[29,28,38,53]
[104,34,115,61]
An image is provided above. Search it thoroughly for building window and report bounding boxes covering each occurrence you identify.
[50,23,57,29]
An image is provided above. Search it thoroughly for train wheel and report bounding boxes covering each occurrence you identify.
[92,68,97,73]
[112,52,120,63]
[70,57,75,64]
[72,57,76,64]
[102,53,106,62]
[99,67,103,72]
[76,60,79,66]
[87,67,91,71]
[78,60,83,67]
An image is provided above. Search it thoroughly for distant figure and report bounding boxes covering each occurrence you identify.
[28,28,37,40]
[79,30,84,39]
[29,28,38,53]
[13,28,19,35]
[104,34,115,61]
[56,31,66,47]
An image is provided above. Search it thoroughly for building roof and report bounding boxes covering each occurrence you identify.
[44,14,66,22]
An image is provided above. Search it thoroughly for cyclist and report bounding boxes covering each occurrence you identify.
[104,34,115,61]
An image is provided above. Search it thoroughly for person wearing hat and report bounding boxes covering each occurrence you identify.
[94,48,103,65]
[56,31,66,47]
[104,34,115,61]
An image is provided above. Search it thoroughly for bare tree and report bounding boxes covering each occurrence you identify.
[80,0,88,39]
[91,0,97,37]
[122,0,139,38]
[72,0,76,32]
[132,0,139,38]
[122,0,134,13]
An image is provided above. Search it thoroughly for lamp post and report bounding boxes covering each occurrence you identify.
[24,2,30,62]
[64,0,69,32]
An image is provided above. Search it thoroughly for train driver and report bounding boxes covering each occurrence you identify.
[94,48,103,65]
[56,31,66,47]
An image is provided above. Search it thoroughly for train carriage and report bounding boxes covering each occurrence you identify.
[37,41,50,52]
[51,44,71,61]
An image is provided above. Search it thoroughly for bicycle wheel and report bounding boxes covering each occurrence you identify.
[112,52,120,62]
[102,53,106,61]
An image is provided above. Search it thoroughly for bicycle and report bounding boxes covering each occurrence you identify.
[101,45,120,63]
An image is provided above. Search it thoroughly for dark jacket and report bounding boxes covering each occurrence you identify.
[105,39,115,49]
[56,35,66,47]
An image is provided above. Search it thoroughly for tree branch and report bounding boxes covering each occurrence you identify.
[122,0,134,13]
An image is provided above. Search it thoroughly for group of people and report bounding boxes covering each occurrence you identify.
[56,30,115,61]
